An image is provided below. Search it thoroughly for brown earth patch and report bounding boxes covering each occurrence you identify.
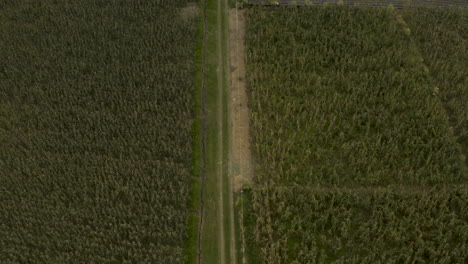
[228,8,252,193]
[180,3,199,22]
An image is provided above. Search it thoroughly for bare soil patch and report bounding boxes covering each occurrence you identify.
[228,8,252,193]
[180,3,199,21]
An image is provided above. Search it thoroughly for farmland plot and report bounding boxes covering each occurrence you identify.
[246,6,466,187]
[253,187,468,263]
[402,8,468,166]
[0,0,199,263]
[244,5,468,263]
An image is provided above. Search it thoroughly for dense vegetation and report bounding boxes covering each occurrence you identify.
[402,8,468,165]
[0,0,199,263]
[254,187,468,263]
[245,5,467,263]
[246,6,465,186]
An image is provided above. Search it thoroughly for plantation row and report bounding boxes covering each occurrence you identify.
[245,5,467,263]
[0,0,198,262]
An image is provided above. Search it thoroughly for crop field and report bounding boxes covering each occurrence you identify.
[244,5,467,263]
[253,187,468,263]
[247,6,466,187]
[1,0,467,263]
[402,8,468,165]
[0,0,199,263]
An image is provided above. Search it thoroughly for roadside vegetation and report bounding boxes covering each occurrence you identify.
[0,0,198,262]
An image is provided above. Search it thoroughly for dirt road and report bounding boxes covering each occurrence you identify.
[228,7,251,264]
[199,0,240,263]
[216,0,226,263]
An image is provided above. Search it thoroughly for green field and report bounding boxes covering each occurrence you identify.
[1,0,467,263]
[244,5,467,263]
[246,6,466,187]
[0,0,199,262]
[254,187,468,263]
[402,8,468,166]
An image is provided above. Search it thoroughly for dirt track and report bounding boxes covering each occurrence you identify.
[217,0,226,262]
[229,9,252,194]
[228,7,251,264]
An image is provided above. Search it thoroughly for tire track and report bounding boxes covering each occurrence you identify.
[217,0,226,263]
[228,5,250,264]
[226,3,239,264]
[198,0,208,263]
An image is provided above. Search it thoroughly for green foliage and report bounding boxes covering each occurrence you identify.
[245,5,468,264]
[402,8,468,166]
[254,187,468,263]
[246,6,466,187]
[0,0,199,263]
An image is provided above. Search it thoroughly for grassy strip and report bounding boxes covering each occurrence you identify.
[233,192,243,263]
[199,0,234,263]
[236,189,262,264]
[184,1,206,263]
[222,1,237,263]
[200,0,221,260]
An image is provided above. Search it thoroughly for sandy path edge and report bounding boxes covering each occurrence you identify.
[228,7,251,264]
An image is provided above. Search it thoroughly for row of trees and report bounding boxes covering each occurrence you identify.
[0,0,198,263]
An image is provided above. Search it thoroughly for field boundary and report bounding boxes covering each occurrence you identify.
[185,0,207,263]
[217,0,226,262]
[225,2,239,264]
[242,0,468,9]
[228,6,252,264]
[198,0,208,263]
[270,184,468,193]
[198,0,235,263]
